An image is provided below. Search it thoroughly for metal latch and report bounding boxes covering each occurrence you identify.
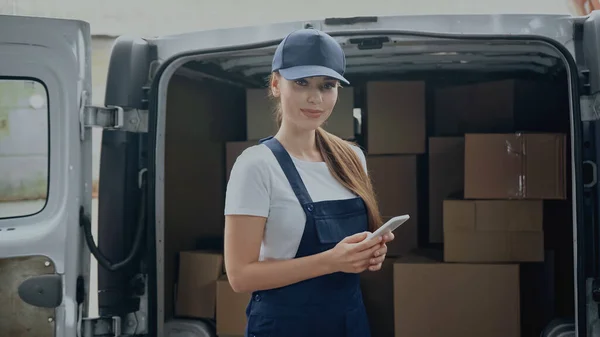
[83,105,148,133]
[81,312,145,337]
[82,316,122,337]
[580,94,600,121]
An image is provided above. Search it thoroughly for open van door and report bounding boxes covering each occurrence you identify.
[574,9,600,337]
[0,15,94,337]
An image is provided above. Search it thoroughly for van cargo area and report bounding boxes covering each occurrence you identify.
[160,37,574,337]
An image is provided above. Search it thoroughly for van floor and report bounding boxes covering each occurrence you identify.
[162,65,574,337]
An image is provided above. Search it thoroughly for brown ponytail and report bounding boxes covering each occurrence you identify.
[268,73,382,231]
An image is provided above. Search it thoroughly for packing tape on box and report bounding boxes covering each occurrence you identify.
[505,132,526,199]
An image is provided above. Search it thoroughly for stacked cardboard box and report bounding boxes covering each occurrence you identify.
[175,251,251,337]
[174,79,569,337]
[362,79,568,337]
[365,81,426,256]
[443,132,566,263]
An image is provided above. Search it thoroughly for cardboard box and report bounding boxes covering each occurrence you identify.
[366,81,426,154]
[433,79,569,136]
[464,133,566,200]
[175,251,224,319]
[433,80,515,136]
[226,141,257,181]
[428,137,465,243]
[360,259,396,337]
[367,156,418,256]
[164,75,245,317]
[216,275,251,336]
[394,255,520,337]
[443,200,544,262]
[246,87,355,140]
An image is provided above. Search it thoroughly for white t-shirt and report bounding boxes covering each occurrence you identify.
[224,142,368,261]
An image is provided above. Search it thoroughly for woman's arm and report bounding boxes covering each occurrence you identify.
[224,214,383,293]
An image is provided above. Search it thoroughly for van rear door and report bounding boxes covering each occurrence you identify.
[0,15,93,337]
[569,9,600,337]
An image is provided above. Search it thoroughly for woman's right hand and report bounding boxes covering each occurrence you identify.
[324,232,383,274]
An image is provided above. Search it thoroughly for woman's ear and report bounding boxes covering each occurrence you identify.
[271,73,281,97]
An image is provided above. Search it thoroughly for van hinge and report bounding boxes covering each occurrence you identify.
[580,94,600,121]
[82,105,148,133]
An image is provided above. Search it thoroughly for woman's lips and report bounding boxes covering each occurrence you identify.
[301,108,324,118]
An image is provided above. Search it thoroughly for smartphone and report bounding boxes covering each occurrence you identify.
[366,215,410,240]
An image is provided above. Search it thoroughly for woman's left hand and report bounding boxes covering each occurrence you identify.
[368,232,394,271]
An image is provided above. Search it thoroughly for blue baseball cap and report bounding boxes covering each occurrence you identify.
[272,29,349,85]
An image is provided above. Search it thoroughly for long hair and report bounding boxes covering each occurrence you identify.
[267,73,382,231]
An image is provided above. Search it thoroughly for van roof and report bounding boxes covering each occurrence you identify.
[148,14,575,63]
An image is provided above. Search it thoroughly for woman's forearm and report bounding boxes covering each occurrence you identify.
[228,250,334,293]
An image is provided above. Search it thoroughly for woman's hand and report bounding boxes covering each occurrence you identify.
[324,232,383,274]
[368,232,395,271]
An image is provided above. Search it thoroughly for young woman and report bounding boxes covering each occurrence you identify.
[224,28,395,337]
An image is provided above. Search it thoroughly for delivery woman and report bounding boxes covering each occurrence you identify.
[223,28,395,337]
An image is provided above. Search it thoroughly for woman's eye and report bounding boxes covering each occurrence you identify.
[323,83,336,89]
[295,80,307,86]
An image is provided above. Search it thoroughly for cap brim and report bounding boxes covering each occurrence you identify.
[279,65,350,85]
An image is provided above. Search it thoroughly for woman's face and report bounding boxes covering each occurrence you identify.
[271,73,339,132]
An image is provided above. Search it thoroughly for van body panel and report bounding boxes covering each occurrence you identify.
[149,14,577,62]
[0,14,92,337]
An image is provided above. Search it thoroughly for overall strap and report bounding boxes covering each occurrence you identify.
[260,136,314,205]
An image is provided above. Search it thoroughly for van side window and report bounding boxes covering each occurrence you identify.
[0,79,49,218]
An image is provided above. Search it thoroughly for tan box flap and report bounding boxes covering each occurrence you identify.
[216,275,251,336]
[464,133,566,199]
[367,155,418,256]
[393,261,520,337]
[366,81,426,154]
[443,200,544,262]
[175,251,224,319]
[524,133,567,199]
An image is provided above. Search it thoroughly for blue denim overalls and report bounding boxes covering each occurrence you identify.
[244,136,372,337]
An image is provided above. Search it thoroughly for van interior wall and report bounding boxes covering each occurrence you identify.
[164,73,246,319]
[163,60,577,335]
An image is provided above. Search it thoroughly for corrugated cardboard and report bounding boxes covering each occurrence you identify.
[367,156,418,256]
[434,80,515,136]
[433,79,569,136]
[165,74,245,318]
[366,81,426,154]
[394,256,520,337]
[175,251,224,319]
[428,137,464,243]
[464,133,566,200]
[359,259,396,337]
[216,275,251,337]
[246,87,355,140]
[443,200,544,262]
[226,141,257,181]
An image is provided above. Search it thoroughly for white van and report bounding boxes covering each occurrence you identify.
[0,12,596,337]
